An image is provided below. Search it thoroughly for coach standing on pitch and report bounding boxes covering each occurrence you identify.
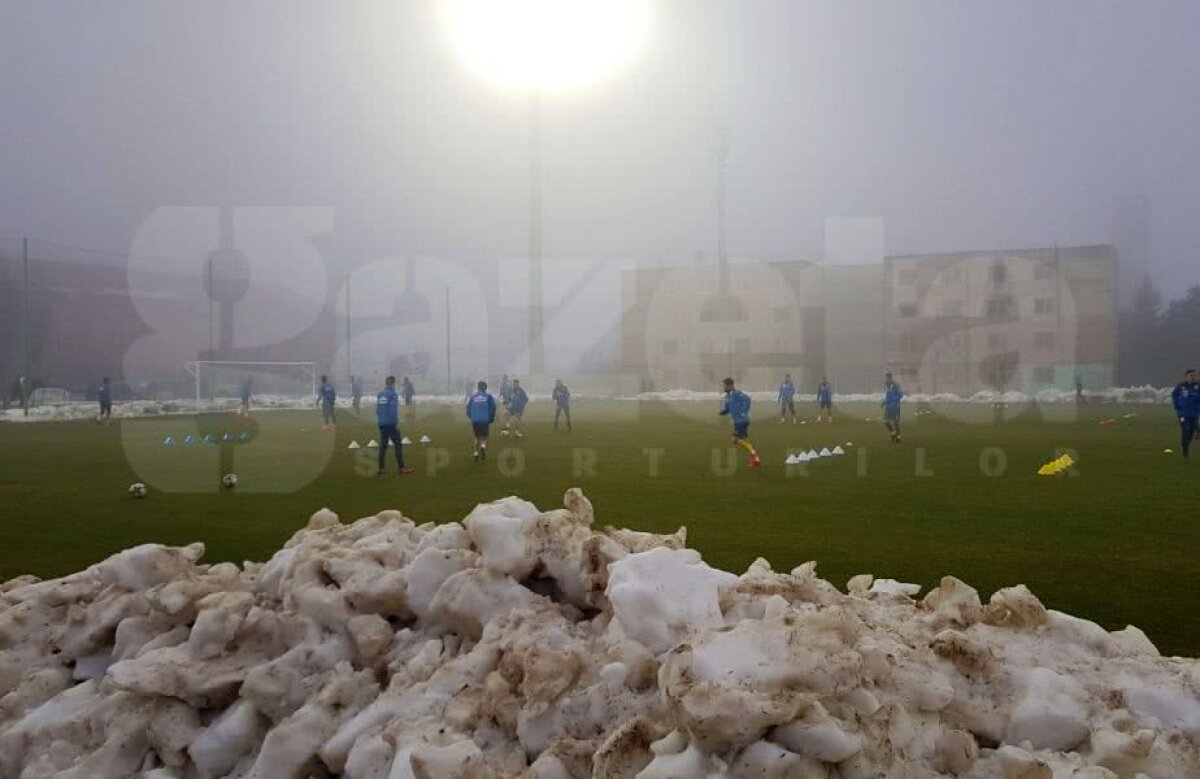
[1172,368,1200,461]
[377,376,414,475]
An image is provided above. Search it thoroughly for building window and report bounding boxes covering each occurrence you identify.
[949,332,965,350]
[940,300,964,316]
[897,304,918,318]
[944,266,965,283]
[735,338,751,354]
[1034,298,1055,315]
[897,268,918,285]
[661,339,679,356]
[990,263,1007,283]
[1033,366,1054,383]
[1035,263,1056,281]
[1035,331,1056,349]
[985,297,1013,319]
[662,369,678,387]
[988,332,1008,351]
[772,306,792,323]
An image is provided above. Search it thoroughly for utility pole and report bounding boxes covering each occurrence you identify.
[21,237,29,416]
[345,277,352,381]
[528,90,545,377]
[445,287,452,394]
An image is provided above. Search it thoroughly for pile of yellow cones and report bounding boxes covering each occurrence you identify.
[1038,453,1075,476]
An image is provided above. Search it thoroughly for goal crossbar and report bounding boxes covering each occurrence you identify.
[185,361,317,411]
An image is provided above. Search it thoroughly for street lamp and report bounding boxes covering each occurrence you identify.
[440,0,650,375]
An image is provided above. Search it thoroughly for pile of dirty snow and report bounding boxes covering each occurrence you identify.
[1,490,1197,778]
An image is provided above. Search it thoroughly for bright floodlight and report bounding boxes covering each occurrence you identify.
[440,0,651,92]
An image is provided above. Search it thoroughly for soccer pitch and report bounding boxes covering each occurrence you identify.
[1,400,1195,655]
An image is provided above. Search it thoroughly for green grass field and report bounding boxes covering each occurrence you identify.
[2,400,1196,655]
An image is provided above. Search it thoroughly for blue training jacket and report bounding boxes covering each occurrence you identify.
[883,382,903,410]
[509,387,529,414]
[720,389,752,424]
[1173,381,1200,418]
[778,380,795,403]
[99,383,112,403]
[467,391,497,424]
[818,382,833,405]
[318,382,336,405]
[376,387,399,426]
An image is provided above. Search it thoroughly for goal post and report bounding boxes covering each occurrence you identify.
[184,361,317,412]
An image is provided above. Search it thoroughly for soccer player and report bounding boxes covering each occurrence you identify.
[402,376,416,421]
[882,372,904,443]
[503,379,529,437]
[376,376,414,475]
[719,377,761,468]
[351,375,363,415]
[239,375,252,416]
[553,379,572,431]
[777,373,796,424]
[1171,368,1200,461]
[98,377,113,423]
[499,374,513,410]
[816,376,834,423]
[317,374,337,430]
[466,380,498,462]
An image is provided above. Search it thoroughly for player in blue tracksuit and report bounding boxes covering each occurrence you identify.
[376,375,413,475]
[98,377,113,423]
[498,374,512,409]
[883,372,904,443]
[817,377,834,423]
[777,374,796,424]
[240,376,252,416]
[317,374,337,429]
[1171,368,1200,461]
[402,376,416,422]
[552,379,572,431]
[503,379,529,437]
[720,377,761,467]
[466,381,498,462]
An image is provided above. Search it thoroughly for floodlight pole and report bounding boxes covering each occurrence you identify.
[21,236,29,417]
[528,90,545,377]
[445,286,452,394]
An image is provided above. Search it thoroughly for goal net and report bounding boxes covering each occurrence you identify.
[184,361,318,412]
[30,387,71,407]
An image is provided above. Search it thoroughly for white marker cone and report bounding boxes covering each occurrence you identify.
[785,454,798,465]
[419,434,432,444]
[401,436,412,445]
[347,440,361,450]
[819,447,832,457]
[832,445,845,455]
[367,439,378,448]
[807,449,819,459]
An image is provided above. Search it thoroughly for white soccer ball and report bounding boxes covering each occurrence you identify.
[129,482,147,499]
[221,473,238,489]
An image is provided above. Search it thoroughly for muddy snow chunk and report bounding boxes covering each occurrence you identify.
[464,496,542,578]
[606,547,737,655]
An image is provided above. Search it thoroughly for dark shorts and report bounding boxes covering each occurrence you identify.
[100,400,112,415]
[733,420,750,439]
[884,406,901,422]
[472,422,490,438]
[820,400,832,409]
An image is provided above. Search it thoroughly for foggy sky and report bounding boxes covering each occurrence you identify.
[3,0,1199,297]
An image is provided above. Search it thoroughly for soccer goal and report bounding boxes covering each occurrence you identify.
[30,387,71,407]
[184,361,317,412]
